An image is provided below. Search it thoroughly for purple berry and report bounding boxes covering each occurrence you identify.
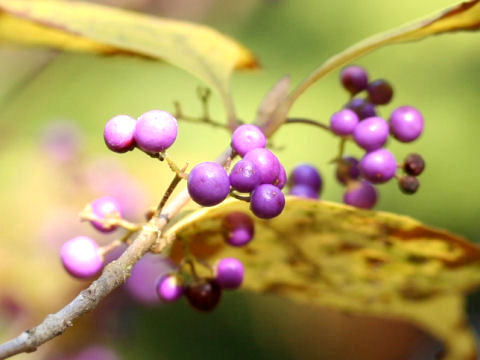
[289,164,322,193]
[336,156,360,185]
[187,162,230,207]
[340,65,369,95]
[289,184,319,199]
[360,148,397,184]
[134,110,178,152]
[229,159,261,193]
[343,181,378,209]
[250,184,285,219]
[90,196,122,233]
[353,117,389,151]
[222,212,254,247]
[75,345,119,360]
[367,79,393,105]
[231,124,266,156]
[243,148,280,185]
[330,109,359,136]
[103,115,136,153]
[398,176,420,194]
[60,236,103,279]
[215,258,244,290]
[185,279,222,312]
[389,106,424,142]
[274,165,287,189]
[156,274,184,302]
[345,98,377,120]
[404,153,425,176]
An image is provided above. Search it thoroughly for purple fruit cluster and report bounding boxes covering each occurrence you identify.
[287,164,323,200]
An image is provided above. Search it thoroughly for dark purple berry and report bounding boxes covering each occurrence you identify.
[243,148,280,185]
[156,274,184,302]
[345,98,377,120]
[360,149,397,184]
[250,184,285,219]
[289,164,322,193]
[340,65,369,95]
[353,117,389,151]
[60,236,103,279]
[404,153,425,176]
[330,109,359,136]
[231,124,266,156]
[134,110,178,152]
[336,156,360,185]
[104,115,136,153]
[274,165,287,189]
[185,279,222,312]
[367,79,393,105]
[90,196,122,233]
[289,184,319,199]
[215,258,244,290]
[187,162,230,207]
[398,176,420,194]
[222,212,254,247]
[343,181,378,209]
[229,159,261,193]
[389,106,424,142]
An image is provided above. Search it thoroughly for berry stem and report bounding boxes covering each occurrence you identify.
[285,117,333,133]
[155,163,189,216]
[79,205,140,232]
[229,190,251,202]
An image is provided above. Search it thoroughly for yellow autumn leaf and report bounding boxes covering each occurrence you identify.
[0,0,258,122]
[162,198,480,360]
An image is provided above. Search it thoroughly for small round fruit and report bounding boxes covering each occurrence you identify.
[353,117,389,151]
[345,98,376,120]
[60,236,103,279]
[289,184,319,199]
[398,176,420,194]
[343,181,378,209]
[367,79,393,105]
[289,164,322,193]
[360,149,397,184]
[187,162,230,207]
[156,274,184,302]
[250,184,285,219]
[340,65,369,95]
[274,165,287,189]
[243,148,280,185]
[231,124,266,156]
[336,156,360,185]
[134,110,178,152]
[90,196,122,233]
[185,279,222,312]
[404,153,425,176]
[215,258,244,290]
[222,212,254,247]
[330,109,359,136]
[389,106,424,142]
[103,115,136,153]
[229,159,261,193]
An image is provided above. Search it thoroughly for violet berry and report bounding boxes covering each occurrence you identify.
[340,65,369,95]
[90,196,122,233]
[389,106,424,142]
[330,109,359,136]
[185,279,222,312]
[398,176,420,194]
[289,164,322,193]
[222,212,254,247]
[215,258,244,290]
[367,79,393,105]
[243,148,280,185]
[156,274,184,302]
[360,148,397,184]
[404,153,425,176]
[336,156,360,185]
[289,184,319,199]
[345,98,377,120]
[60,236,103,279]
[250,184,285,219]
[231,124,266,156]
[275,165,287,189]
[229,159,261,193]
[343,181,378,209]
[134,110,178,152]
[103,115,136,153]
[353,117,389,151]
[187,162,230,207]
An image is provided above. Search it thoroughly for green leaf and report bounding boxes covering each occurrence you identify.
[163,198,480,360]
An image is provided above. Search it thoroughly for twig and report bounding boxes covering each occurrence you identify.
[285,117,332,133]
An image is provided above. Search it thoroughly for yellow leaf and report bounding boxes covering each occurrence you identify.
[0,0,259,121]
[163,198,480,360]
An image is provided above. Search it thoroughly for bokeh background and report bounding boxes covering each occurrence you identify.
[0,0,479,359]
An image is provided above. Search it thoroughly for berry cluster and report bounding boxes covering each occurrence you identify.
[287,164,323,199]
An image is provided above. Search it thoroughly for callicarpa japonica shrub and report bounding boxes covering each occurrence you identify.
[1,1,480,360]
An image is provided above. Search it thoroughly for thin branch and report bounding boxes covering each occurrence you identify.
[285,117,332,133]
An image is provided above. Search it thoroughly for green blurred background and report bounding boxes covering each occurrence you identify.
[0,0,479,359]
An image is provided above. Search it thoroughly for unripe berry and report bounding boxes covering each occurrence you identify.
[404,153,425,176]
[398,176,420,194]
[231,124,266,156]
[104,115,136,153]
[250,184,285,219]
[353,117,389,151]
[340,65,369,95]
[60,236,103,279]
[188,162,230,207]
[336,156,360,185]
[243,148,280,185]
[389,106,424,142]
[289,164,322,193]
[289,184,319,199]
[229,159,261,193]
[134,110,178,152]
[360,148,397,184]
[90,196,122,233]
[222,212,254,247]
[343,181,378,209]
[156,274,184,302]
[367,79,393,105]
[185,279,222,312]
[215,258,244,290]
[330,109,359,136]
[345,98,376,120]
